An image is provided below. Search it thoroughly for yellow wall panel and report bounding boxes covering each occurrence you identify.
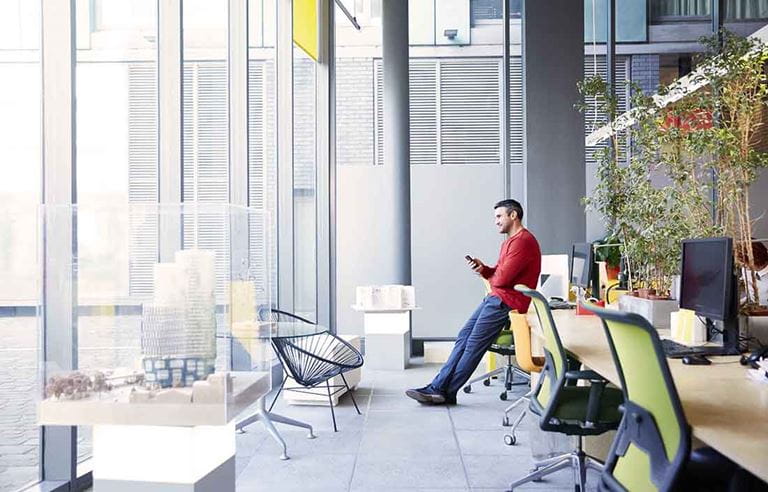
[293,0,319,62]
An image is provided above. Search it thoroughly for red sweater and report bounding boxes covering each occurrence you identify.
[480,229,542,314]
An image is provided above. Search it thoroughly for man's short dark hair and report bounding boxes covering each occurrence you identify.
[494,199,524,221]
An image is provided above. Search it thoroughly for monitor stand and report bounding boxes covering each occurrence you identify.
[690,317,741,356]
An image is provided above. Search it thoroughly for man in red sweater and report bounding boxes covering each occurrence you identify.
[406,199,541,405]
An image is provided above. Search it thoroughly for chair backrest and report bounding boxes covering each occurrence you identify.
[508,312,544,373]
[481,278,492,295]
[583,303,690,492]
[514,285,568,408]
[271,331,364,387]
[258,306,315,325]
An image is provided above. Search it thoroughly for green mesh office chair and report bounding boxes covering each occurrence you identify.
[462,325,529,400]
[582,303,741,492]
[509,285,624,492]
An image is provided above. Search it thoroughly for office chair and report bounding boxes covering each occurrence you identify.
[463,280,529,401]
[582,303,741,491]
[508,285,624,492]
[501,311,545,446]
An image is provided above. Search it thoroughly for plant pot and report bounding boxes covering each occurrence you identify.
[637,288,656,299]
[619,295,679,330]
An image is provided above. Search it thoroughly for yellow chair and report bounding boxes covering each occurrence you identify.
[463,279,529,401]
[501,311,545,445]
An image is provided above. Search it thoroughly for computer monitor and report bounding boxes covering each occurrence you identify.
[570,242,593,291]
[679,237,740,355]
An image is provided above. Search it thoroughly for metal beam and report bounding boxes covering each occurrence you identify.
[158,0,183,261]
[502,0,511,197]
[316,0,334,329]
[277,0,294,312]
[41,0,77,483]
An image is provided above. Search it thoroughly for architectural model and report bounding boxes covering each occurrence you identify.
[141,249,217,387]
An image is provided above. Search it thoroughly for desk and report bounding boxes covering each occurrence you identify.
[528,310,768,483]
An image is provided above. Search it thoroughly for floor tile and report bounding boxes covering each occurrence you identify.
[351,454,468,490]
[358,427,460,456]
[237,453,356,492]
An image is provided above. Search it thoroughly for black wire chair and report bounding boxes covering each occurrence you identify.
[260,307,364,432]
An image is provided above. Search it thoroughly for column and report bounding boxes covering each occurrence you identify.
[381,0,412,285]
[523,0,586,253]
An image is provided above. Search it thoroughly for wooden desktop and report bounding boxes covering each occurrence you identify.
[528,309,768,483]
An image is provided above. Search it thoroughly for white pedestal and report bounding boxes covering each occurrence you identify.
[93,423,235,491]
[353,307,417,370]
[283,335,362,406]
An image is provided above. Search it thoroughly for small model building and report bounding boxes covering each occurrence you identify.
[355,285,416,310]
[141,250,217,388]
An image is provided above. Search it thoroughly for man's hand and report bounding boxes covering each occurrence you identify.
[469,257,486,274]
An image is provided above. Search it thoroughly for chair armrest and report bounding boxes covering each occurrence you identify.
[564,370,606,382]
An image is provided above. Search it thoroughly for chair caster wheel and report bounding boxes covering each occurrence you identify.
[502,416,510,426]
[483,379,491,387]
[504,434,516,446]
[499,392,508,401]
[463,385,472,394]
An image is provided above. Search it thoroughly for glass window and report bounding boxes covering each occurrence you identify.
[651,0,710,18]
[182,0,229,295]
[249,0,278,309]
[0,1,42,489]
[74,0,158,464]
[293,46,317,321]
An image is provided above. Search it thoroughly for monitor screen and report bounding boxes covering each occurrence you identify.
[679,237,733,321]
[570,242,592,289]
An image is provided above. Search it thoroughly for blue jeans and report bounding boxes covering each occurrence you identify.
[429,295,511,398]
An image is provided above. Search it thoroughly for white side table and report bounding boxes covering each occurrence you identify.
[352,306,419,370]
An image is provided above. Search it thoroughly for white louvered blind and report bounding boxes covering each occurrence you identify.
[127,62,158,299]
[374,60,383,166]
[410,60,438,165]
[374,58,502,166]
[440,59,501,165]
[584,56,631,167]
[509,56,523,167]
[182,61,230,299]
[248,59,277,306]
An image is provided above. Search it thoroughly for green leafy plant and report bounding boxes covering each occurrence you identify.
[578,29,768,308]
[661,30,768,309]
[593,236,621,269]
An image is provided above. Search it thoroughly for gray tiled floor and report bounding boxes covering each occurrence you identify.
[235,360,600,492]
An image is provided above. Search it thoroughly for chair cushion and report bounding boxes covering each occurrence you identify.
[548,386,623,425]
[494,332,514,347]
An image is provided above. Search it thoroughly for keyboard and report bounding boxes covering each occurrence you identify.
[661,339,722,358]
[549,300,575,310]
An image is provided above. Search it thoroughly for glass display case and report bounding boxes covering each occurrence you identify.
[36,203,274,427]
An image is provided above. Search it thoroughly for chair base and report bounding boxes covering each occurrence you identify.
[508,438,603,491]
[502,390,532,445]
[235,397,316,460]
[463,354,530,401]
[268,372,362,433]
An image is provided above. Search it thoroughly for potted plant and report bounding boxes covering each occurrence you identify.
[593,236,621,280]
